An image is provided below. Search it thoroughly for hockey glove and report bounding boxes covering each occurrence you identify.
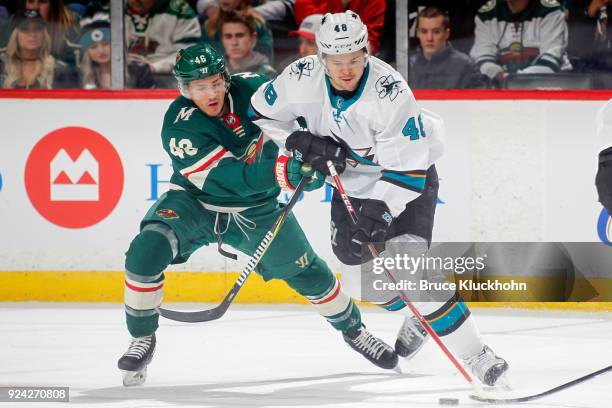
[285,131,347,175]
[275,155,325,191]
[349,199,393,258]
[596,147,612,213]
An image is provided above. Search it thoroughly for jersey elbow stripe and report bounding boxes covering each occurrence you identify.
[381,170,427,193]
[535,55,560,71]
[181,147,231,189]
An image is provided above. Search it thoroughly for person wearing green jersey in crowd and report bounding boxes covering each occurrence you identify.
[116,43,399,387]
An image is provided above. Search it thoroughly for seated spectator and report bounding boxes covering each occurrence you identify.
[254,0,295,22]
[293,0,385,54]
[566,0,611,85]
[276,13,321,70]
[409,6,487,89]
[125,0,201,74]
[0,0,81,68]
[220,10,276,77]
[196,0,218,22]
[79,18,155,89]
[0,9,76,88]
[202,0,274,62]
[470,0,571,87]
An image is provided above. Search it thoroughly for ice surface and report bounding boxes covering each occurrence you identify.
[1,303,611,408]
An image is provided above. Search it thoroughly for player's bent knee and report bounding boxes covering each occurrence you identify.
[124,223,177,311]
[125,222,178,280]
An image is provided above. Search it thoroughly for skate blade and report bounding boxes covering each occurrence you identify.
[392,364,403,374]
[121,368,147,387]
[495,372,513,391]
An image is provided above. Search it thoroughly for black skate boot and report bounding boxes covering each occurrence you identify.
[118,333,156,386]
[395,315,428,359]
[463,345,509,387]
[343,325,399,370]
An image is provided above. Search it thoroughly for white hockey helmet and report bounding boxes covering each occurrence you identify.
[315,11,370,66]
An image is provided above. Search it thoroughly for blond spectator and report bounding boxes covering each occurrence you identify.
[79,18,154,89]
[1,9,75,88]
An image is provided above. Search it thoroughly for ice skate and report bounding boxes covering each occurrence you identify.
[118,333,156,386]
[343,325,399,370]
[395,315,428,359]
[464,345,509,387]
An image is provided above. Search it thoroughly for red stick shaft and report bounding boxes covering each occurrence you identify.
[325,160,474,385]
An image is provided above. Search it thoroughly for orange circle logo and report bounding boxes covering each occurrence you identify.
[25,127,124,228]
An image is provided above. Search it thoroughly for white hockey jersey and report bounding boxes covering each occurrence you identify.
[470,0,569,79]
[249,55,445,217]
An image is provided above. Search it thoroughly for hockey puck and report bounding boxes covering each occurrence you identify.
[439,398,459,405]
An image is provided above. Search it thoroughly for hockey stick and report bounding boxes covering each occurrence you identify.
[325,160,485,395]
[469,364,612,404]
[158,169,312,323]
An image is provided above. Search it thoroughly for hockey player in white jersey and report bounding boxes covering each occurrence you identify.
[596,99,612,214]
[249,11,509,386]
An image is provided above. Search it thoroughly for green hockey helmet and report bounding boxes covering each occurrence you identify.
[173,43,230,96]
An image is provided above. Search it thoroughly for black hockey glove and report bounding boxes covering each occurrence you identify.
[285,131,347,175]
[596,147,612,214]
[349,199,393,258]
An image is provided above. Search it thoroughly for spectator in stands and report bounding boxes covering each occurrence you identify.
[79,17,155,89]
[275,13,321,70]
[202,0,274,62]
[0,0,82,68]
[290,13,321,57]
[566,0,611,87]
[254,0,295,22]
[125,0,201,75]
[293,0,385,54]
[220,10,276,77]
[470,0,571,87]
[0,9,76,88]
[196,0,218,22]
[409,6,487,89]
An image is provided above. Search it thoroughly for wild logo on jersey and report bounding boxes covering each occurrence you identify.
[156,209,179,219]
[290,57,315,80]
[499,42,540,73]
[240,135,264,164]
[375,75,406,101]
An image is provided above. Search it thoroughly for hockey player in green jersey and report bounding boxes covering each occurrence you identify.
[117,43,399,386]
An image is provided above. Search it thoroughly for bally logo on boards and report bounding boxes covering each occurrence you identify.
[25,127,124,228]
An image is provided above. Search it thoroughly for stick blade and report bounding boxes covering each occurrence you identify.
[157,305,226,323]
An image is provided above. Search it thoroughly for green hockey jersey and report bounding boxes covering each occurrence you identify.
[161,73,280,210]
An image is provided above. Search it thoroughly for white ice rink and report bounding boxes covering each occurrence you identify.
[1,303,611,408]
